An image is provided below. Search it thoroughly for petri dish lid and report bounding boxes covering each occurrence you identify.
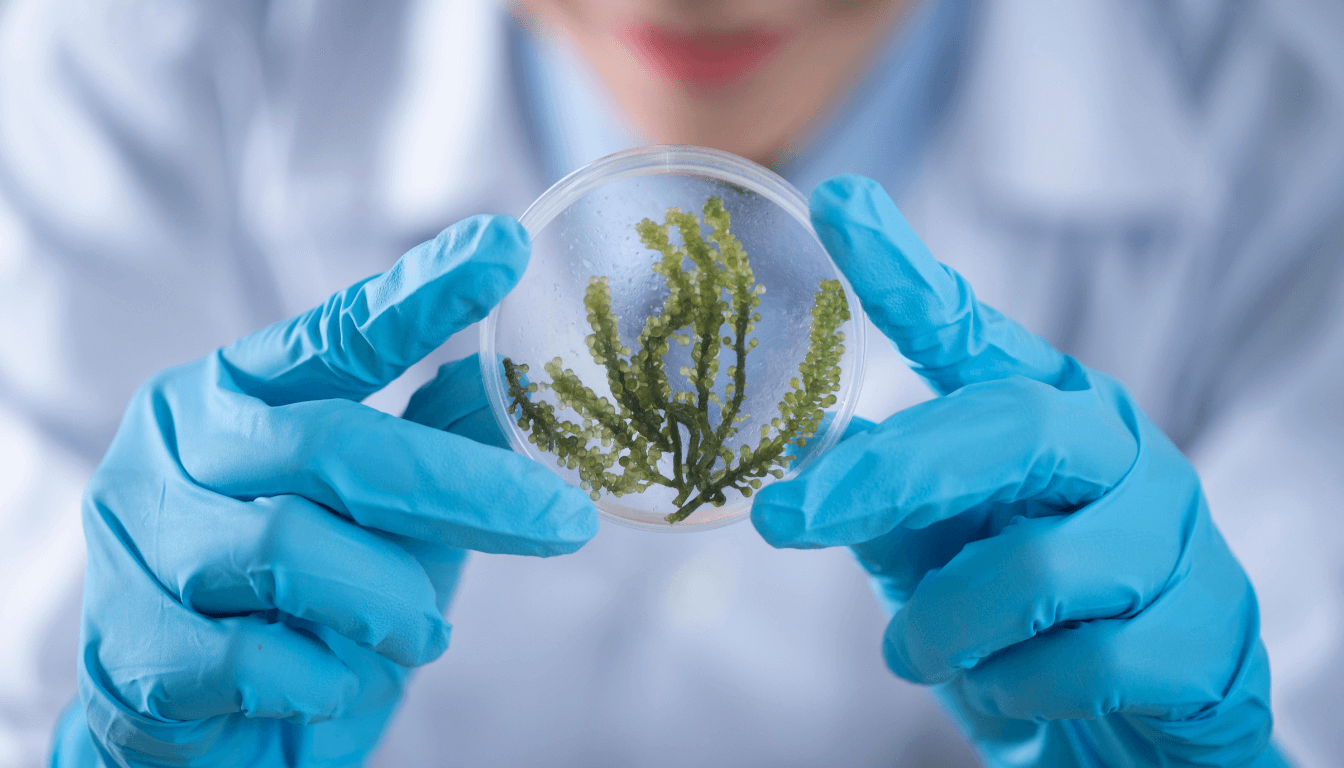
[480,145,866,531]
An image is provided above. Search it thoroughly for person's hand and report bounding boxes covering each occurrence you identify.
[753,176,1286,767]
[59,215,597,767]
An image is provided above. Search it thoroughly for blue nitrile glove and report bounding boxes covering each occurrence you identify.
[753,176,1287,767]
[53,215,597,767]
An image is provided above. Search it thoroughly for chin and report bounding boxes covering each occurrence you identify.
[614,69,796,164]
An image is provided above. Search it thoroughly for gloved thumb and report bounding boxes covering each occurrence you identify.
[403,353,511,449]
[809,175,1073,395]
[224,215,530,406]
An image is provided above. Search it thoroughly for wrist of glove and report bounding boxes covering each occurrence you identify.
[56,216,596,767]
[752,176,1283,768]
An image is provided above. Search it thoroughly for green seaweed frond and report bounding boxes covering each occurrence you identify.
[504,197,849,524]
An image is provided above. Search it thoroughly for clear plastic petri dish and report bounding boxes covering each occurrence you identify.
[480,145,866,531]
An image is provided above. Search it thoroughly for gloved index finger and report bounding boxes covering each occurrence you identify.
[752,375,1137,549]
[181,372,597,557]
[221,214,529,405]
[810,175,1074,395]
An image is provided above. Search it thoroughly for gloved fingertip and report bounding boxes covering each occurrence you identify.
[420,615,453,663]
[403,354,494,433]
[544,488,600,555]
[882,613,960,686]
[266,658,361,726]
[439,212,530,257]
[389,213,532,348]
[882,622,949,686]
[450,409,513,450]
[493,212,531,246]
[501,481,599,557]
[479,213,530,262]
[434,213,530,293]
[286,677,361,726]
[842,415,879,441]
[809,174,889,220]
[438,353,487,385]
[750,490,820,550]
[378,612,453,668]
[228,620,363,724]
[810,175,910,251]
[882,628,917,682]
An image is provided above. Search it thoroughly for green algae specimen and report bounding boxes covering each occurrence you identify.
[503,197,849,524]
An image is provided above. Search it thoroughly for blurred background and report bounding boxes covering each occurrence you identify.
[2,0,1342,766]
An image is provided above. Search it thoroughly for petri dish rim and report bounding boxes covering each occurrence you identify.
[480,144,867,532]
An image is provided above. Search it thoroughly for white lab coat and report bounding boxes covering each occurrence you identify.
[1,0,1342,766]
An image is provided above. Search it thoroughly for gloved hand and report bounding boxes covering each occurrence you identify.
[753,176,1287,767]
[55,215,597,767]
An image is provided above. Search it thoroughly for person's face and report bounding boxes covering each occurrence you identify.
[516,0,916,164]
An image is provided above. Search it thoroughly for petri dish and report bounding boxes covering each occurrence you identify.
[480,145,866,531]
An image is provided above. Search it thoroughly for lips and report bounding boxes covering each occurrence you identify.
[620,24,789,85]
